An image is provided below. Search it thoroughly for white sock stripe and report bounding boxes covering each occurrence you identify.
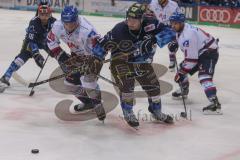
[14,57,25,67]
[199,75,212,81]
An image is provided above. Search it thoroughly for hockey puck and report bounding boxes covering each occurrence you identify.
[31,149,39,154]
[180,112,187,118]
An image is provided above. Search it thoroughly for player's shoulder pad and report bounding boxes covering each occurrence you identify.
[180,24,197,46]
[112,21,128,35]
[51,20,64,34]
[29,16,41,26]
[79,17,95,32]
[143,18,158,33]
[27,17,41,33]
[49,17,57,23]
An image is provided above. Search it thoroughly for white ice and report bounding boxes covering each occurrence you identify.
[0,9,240,160]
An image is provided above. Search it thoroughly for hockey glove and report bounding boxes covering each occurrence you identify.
[168,40,179,53]
[33,52,45,68]
[86,56,103,75]
[92,35,107,60]
[140,35,157,55]
[174,71,186,83]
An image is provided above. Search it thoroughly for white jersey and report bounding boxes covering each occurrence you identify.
[177,23,218,72]
[47,16,98,57]
[149,0,180,25]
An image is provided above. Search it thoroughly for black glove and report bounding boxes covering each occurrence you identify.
[87,56,103,75]
[33,52,45,68]
[57,51,71,73]
[174,71,186,83]
[140,35,157,55]
[168,40,179,53]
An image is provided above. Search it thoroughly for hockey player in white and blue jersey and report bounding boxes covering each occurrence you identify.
[149,0,180,71]
[168,12,222,115]
[47,6,106,121]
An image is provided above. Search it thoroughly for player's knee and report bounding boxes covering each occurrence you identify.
[80,74,98,90]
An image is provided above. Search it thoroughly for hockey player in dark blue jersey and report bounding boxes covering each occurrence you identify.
[93,3,176,128]
[0,4,56,93]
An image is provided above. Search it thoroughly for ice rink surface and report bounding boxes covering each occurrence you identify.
[0,9,240,160]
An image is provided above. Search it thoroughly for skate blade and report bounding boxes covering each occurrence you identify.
[123,121,139,130]
[69,106,94,115]
[203,109,223,115]
[151,114,174,124]
[168,68,175,72]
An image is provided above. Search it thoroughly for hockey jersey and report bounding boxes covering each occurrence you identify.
[149,0,180,25]
[47,16,99,58]
[93,18,175,63]
[177,23,218,73]
[25,16,56,53]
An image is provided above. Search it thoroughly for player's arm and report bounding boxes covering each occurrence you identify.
[25,19,45,68]
[91,30,113,60]
[47,27,70,72]
[140,20,175,54]
[174,34,199,83]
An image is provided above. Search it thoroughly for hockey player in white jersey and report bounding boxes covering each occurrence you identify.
[168,12,222,115]
[149,0,180,71]
[47,6,106,121]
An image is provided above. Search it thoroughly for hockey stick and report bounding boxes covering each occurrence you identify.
[28,52,135,88]
[97,74,118,87]
[29,54,50,96]
[175,60,189,120]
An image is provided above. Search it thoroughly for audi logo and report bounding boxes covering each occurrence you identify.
[200,8,231,23]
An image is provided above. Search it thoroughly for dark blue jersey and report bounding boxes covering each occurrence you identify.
[25,16,56,53]
[93,17,175,63]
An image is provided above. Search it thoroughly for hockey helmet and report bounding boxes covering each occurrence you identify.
[61,6,79,23]
[126,3,146,19]
[169,12,186,23]
[38,4,52,14]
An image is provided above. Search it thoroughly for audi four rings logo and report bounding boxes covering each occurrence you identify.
[200,9,231,23]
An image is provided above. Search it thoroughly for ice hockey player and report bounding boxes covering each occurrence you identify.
[168,12,222,115]
[47,6,106,121]
[0,4,56,93]
[149,0,181,71]
[93,3,175,128]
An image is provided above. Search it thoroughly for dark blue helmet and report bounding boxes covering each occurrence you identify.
[61,6,79,23]
[169,12,186,23]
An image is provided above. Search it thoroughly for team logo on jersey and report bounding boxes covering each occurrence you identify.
[183,40,189,47]
[144,24,156,32]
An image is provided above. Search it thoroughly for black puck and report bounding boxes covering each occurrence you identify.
[31,149,39,154]
[180,112,187,118]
